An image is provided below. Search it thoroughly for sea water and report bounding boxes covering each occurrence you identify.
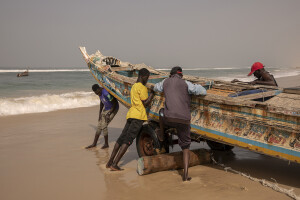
[0,67,299,116]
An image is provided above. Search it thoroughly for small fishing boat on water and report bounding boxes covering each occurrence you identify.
[79,47,300,163]
[17,69,29,77]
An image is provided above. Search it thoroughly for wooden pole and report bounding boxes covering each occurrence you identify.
[137,148,211,175]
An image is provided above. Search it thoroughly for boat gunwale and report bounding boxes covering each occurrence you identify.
[79,46,300,117]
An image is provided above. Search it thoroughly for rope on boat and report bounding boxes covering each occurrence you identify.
[211,155,300,200]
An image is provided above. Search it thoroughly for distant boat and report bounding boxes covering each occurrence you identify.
[17,69,29,77]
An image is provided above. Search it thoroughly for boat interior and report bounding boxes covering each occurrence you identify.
[109,64,280,103]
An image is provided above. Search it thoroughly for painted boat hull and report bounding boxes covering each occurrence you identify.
[79,47,300,163]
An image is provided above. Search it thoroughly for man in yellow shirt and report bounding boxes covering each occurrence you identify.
[106,68,154,171]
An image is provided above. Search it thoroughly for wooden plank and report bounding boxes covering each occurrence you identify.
[111,67,133,72]
[283,87,300,95]
[137,148,211,175]
[148,75,168,79]
[236,90,281,100]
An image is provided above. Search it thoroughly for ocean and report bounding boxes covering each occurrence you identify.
[0,67,299,117]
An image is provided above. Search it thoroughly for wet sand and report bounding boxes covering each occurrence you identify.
[0,75,299,200]
[276,75,300,88]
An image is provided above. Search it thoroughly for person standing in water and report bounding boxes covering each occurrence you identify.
[153,66,207,181]
[86,84,119,149]
[106,68,154,171]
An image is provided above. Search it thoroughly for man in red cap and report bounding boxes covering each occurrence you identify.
[232,62,278,86]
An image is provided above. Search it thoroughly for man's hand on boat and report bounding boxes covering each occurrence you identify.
[231,79,241,83]
[249,80,258,85]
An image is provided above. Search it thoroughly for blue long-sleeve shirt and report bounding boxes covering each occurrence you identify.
[154,79,207,96]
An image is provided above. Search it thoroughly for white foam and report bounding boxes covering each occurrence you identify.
[216,69,300,82]
[0,69,89,73]
[0,91,99,116]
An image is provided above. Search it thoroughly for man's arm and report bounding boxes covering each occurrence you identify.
[142,91,155,107]
[250,73,277,86]
[110,98,118,113]
[105,98,118,122]
[185,81,207,96]
[98,102,104,121]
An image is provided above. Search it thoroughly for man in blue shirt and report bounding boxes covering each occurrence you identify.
[86,84,119,149]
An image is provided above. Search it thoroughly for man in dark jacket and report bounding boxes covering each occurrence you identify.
[153,66,207,181]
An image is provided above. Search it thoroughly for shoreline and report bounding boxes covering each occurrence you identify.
[0,74,299,118]
[275,74,300,88]
[1,105,299,200]
[0,75,299,200]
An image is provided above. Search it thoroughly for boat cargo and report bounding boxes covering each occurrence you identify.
[79,47,300,163]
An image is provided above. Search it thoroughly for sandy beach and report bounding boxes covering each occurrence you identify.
[0,75,299,200]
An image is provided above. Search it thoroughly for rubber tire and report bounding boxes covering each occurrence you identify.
[136,124,161,157]
[206,140,234,151]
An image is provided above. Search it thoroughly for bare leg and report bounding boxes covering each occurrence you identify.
[183,149,192,181]
[158,114,165,140]
[85,132,100,149]
[110,144,129,171]
[101,135,109,149]
[106,142,120,168]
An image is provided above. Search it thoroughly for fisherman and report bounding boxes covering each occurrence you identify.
[86,84,119,149]
[153,66,207,181]
[106,68,154,171]
[232,62,278,86]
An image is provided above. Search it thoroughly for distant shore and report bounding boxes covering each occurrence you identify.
[276,74,300,88]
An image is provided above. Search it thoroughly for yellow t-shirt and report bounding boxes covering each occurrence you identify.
[126,82,149,121]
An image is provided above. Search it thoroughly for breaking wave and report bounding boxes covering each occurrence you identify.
[217,69,300,82]
[0,91,99,116]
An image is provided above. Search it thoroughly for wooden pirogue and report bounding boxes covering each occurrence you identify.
[79,47,300,163]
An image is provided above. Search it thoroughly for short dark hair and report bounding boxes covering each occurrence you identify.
[170,66,182,75]
[92,84,100,92]
[138,68,150,77]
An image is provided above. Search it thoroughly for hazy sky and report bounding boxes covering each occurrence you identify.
[0,0,299,69]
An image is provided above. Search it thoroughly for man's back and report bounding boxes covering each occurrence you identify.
[163,74,191,123]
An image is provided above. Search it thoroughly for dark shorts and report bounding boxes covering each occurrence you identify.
[164,120,191,150]
[116,118,144,146]
[159,108,191,150]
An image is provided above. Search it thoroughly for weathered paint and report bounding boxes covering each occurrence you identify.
[80,47,300,163]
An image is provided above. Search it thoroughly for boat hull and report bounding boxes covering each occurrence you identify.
[80,47,300,163]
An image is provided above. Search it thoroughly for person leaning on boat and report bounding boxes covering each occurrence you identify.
[153,66,207,181]
[106,68,154,171]
[86,84,119,149]
[232,62,278,86]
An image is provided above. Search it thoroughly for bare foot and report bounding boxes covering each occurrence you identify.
[110,165,123,171]
[101,144,109,149]
[85,144,96,149]
[183,177,192,182]
[106,161,112,169]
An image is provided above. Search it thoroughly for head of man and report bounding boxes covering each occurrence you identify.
[138,68,150,85]
[170,66,183,78]
[92,84,103,96]
[248,62,264,79]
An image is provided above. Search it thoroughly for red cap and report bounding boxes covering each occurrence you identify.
[248,62,264,76]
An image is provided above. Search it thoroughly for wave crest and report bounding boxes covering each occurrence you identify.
[0,91,99,116]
